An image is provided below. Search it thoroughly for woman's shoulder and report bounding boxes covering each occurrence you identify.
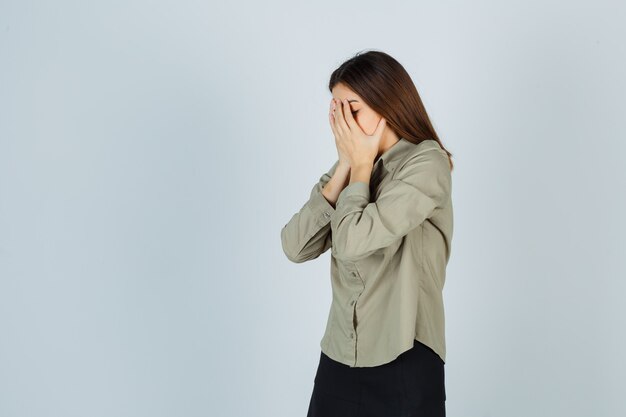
[396,139,449,175]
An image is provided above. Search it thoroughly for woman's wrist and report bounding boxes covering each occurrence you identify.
[349,163,373,185]
[337,160,351,171]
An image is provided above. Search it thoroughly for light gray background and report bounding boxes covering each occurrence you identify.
[1,1,625,416]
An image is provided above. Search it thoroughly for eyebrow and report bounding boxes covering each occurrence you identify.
[333,98,360,103]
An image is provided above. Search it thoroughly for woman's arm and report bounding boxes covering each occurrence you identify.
[330,150,451,262]
[320,161,351,209]
[280,160,350,263]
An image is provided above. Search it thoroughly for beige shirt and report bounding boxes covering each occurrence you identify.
[281,138,453,367]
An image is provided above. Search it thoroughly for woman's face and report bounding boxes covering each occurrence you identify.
[331,83,382,136]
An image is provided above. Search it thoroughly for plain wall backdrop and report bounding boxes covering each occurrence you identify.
[1,1,625,416]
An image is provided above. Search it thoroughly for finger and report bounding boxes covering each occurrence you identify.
[329,100,339,138]
[330,98,338,129]
[332,98,346,135]
[342,98,359,131]
[373,117,387,138]
[335,98,350,133]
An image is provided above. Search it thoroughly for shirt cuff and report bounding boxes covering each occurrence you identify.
[337,181,370,208]
[308,188,336,224]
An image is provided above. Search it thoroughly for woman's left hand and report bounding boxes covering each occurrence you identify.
[330,98,387,168]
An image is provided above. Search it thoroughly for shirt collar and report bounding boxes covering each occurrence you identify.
[374,137,440,173]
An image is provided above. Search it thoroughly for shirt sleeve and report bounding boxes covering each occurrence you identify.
[280,160,339,263]
[330,150,450,263]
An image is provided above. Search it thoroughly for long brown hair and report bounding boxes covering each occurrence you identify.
[328,50,454,171]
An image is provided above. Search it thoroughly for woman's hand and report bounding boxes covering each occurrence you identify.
[328,98,351,168]
[329,98,386,169]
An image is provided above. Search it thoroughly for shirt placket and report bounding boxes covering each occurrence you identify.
[346,266,365,365]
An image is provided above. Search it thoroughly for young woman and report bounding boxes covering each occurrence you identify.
[281,50,454,417]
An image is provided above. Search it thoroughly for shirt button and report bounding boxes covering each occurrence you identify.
[350,300,355,306]
[350,332,354,339]
[323,212,330,218]
[351,272,357,277]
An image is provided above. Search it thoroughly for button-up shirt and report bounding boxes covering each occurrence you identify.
[280,138,453,367]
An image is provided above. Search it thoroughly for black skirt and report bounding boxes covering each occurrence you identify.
[306,338,446,417]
